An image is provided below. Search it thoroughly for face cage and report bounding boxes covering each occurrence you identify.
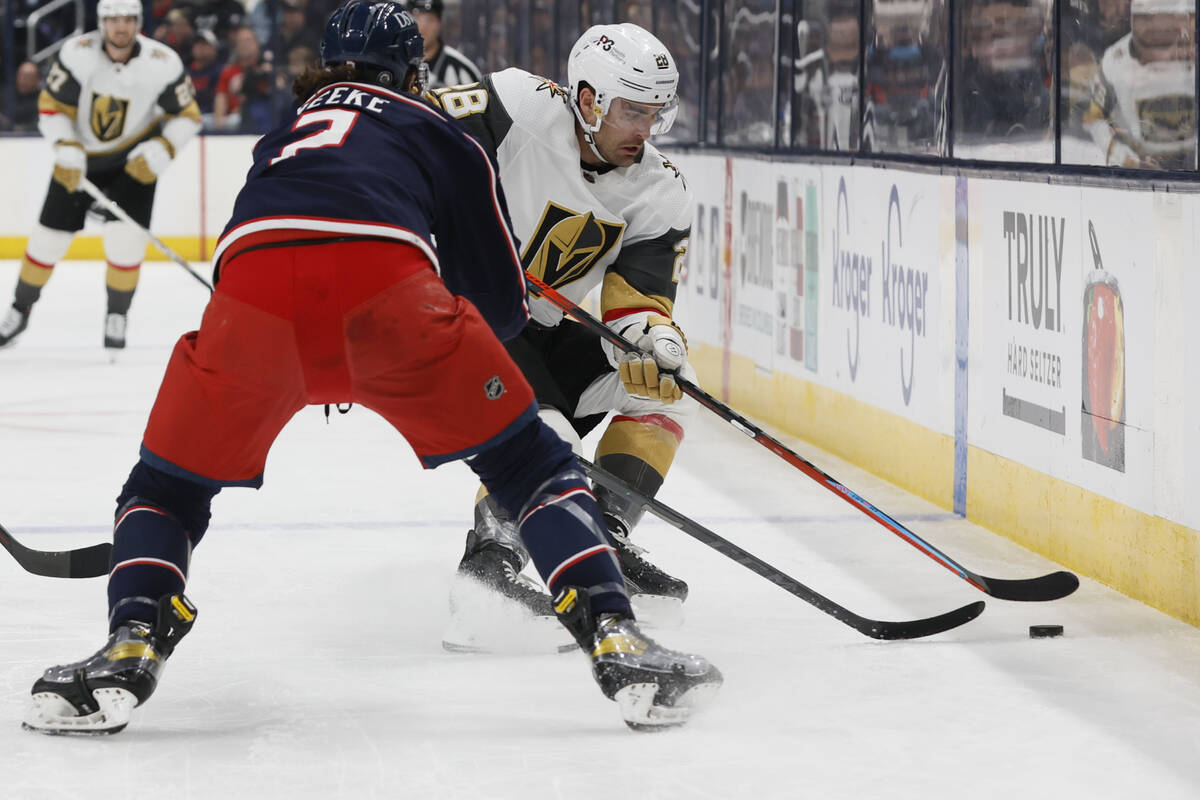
[596,93,680,136]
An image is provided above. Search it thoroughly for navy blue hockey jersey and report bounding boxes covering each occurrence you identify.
[213,81,529,340]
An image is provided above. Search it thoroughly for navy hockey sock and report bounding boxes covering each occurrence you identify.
[518,469,631,617]
[470,417,632,618]
[108,461,219,631]
[107,500,192,631]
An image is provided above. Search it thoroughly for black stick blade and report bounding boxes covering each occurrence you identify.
[862,600,986,640]
[973,570,1080,602]
[0,523,112,579]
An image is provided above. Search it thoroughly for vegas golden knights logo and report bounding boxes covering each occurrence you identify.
[91,96,129,142]
[521,202,624,288]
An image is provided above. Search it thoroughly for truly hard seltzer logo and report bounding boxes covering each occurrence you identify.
[1001,210,1067,433]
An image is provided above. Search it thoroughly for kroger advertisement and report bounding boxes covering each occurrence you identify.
[670,150,1196,529]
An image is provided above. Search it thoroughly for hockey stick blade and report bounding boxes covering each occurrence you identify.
[0,522,111,579]
[578,458,985,640]
[971,570,1079,602]
[525,274,1079,604]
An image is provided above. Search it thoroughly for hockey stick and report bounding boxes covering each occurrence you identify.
[578,457,984,640]
[526,274,1078,603]
[0,521,111,579]
[78,177,214,293]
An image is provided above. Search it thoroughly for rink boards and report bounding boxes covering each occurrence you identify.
[0,135,1196,625]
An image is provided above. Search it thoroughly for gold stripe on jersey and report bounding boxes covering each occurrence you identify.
[170,100,202,124]
[600,272,674,318]
[521,201,625,290]
[595,419,679,479]
[91,96,130,142]
[38,90,77,120]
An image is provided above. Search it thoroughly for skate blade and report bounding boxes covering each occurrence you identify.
[614,680,722,731]
[23,687,137,736]
[630,594,684,629]
[442,576,574,655]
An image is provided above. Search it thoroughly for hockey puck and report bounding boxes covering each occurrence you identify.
[1029,624,1064,638]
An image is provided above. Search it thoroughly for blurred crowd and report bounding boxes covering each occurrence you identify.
[2,0,1197,170]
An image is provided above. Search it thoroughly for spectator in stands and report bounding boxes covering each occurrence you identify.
[155,7,198,59]
[404,0,482,88]
[9,61,43,133]
[278,0,320,56]
[959,0,1051,142]
[270,42,317,124]
[189,0,248,45]
[189,29,225,129]
[214,25,272,131]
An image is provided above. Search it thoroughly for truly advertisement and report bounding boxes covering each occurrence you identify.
[824,170,946,430]
[970,180,1154,509]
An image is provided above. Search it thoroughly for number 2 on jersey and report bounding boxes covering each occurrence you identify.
[270,109,360,166]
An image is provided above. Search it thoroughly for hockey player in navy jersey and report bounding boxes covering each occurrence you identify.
[22,2,720,736]
[426,24,699,644]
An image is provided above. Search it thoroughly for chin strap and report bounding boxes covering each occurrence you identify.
[571,102,611,165]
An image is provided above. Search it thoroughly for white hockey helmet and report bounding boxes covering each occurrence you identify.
[567,23,679,137]
[98,0,143,25]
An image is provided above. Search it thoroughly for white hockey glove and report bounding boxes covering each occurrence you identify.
[125,137,174,184]
[607,313,688,405]
[1105,139,1142,169]
[52,140,86,193]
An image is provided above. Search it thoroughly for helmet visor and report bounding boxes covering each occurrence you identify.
[606,95,679,136]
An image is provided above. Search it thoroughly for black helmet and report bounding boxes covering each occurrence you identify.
[405,0,444,16]
[320,1,426,90]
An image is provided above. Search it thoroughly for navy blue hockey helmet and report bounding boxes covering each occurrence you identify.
[320,1,427,91]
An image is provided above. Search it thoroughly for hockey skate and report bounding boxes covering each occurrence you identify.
[442,527,573,654]
[606,515,688,628]
[0,304,30,348]
[104,312,127,350]
[23,594,197,736]
[554,586,721,731]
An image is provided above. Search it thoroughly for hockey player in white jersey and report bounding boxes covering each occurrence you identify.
[427,23,698,648]
[1084,0,1196,169]
[0,0,201,351]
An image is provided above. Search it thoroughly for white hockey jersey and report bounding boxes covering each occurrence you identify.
[428,68,693,328]
[1085,33,1196,169]
[38,32,200,168]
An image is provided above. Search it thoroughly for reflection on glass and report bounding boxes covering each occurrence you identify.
[720,0,777,145]
[955,0,1052,163]
[864,0,947,155]
[650,1,703,144]
[1081,0,1196,169]
[791,0,861,150]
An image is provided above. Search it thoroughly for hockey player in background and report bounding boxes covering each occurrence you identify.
[0,0,201,351]
[404,0,482,89]
[21,1,720,736]
[1084,0,1196,169]
[425,23,698,647]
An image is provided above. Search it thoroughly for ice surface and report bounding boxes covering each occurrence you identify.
[1,260,1199,798]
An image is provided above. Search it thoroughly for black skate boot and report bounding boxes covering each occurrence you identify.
[104,312,127,350]
[606,514,689,601]
[23,594,197,735]
[455,526,554,616]
[0,303,30,348]
[443,504,571,653]
[554,586,721,731]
